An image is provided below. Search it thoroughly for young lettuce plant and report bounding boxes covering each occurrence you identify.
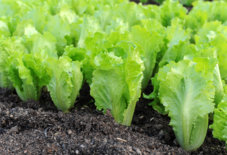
[156,58,215,151]
[47,56,83,112]
[0,37,50,101]
[8,53,51,101]
[0,37,30,89]
[0,33,57,101]
[90,42,144,126]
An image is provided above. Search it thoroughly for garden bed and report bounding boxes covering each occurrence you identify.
[1,0,227,154]
[0,87,226,154]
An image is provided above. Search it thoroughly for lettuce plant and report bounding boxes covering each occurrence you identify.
[8,53,50,101]
[90,42,144,126]
[47,56,83,112]
[156,59,215,150]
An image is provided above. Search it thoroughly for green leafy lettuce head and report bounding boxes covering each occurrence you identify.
[47,56,83,112]
[90,42,144,126]
[157,59,215,151]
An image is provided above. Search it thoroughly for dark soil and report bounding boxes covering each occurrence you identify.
[131,0,159,5]
[0,86,226,155]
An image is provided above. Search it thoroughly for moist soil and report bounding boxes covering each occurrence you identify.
[0,86,226,155]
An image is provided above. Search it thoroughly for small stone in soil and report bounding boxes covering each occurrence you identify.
[8,126,19,133]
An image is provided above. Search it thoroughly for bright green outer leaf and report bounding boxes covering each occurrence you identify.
[91,68,127,121]
[130,23,164,89]
[158,59,215,151]
[122,54,144,125]
[211,96,227,146]
[90,49,144,126]
[47,57,83,112]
